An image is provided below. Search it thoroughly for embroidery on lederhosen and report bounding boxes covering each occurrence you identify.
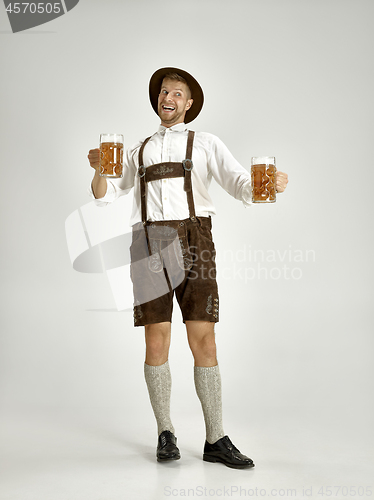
[154,165,174,176]
[206,295,219,318]
[147,224,193,273]
[206,294,213,314]
[173,235,193,271]
[148,238,163,273]
[147,225,178,273]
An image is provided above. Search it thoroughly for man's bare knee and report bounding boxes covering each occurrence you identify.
[186,321,217,367]
[145,322,171,365]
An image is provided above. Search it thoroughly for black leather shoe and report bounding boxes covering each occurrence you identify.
[157,430,181,462]
[203,435,255,469]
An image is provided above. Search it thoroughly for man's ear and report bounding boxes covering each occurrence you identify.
[186,98,193,111]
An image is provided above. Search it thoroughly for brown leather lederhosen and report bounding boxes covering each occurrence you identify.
[131,130,219,325]
[137,130,197,273]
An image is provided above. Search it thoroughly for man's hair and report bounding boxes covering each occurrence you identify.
[162,72,192,99]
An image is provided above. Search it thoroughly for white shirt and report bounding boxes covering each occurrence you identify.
[89,122,252,226]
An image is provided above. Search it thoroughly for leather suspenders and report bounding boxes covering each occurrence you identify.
[137,130,196,224]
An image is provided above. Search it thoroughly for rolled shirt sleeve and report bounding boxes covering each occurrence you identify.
[207,135,252,207]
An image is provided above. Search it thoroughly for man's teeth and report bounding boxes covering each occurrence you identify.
[163,106,175,110]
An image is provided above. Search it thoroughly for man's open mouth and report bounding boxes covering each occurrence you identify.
[162,105,175,111]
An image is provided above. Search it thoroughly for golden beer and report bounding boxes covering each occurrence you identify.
[251,157,276,203]
[99,134,124,178]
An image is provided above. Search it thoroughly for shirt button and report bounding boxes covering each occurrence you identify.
[164,197,167,200]
[163,179,166,183]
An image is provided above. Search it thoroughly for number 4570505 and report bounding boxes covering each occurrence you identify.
[6,3,62,14]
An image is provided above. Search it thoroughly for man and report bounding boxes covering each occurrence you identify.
[88,67,288,469]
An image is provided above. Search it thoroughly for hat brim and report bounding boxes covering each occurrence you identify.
[149,67,204,124]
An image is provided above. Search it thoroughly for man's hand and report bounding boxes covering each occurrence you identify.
[88,148,107,199]
[88,148,100,171]
[276,171,288,193]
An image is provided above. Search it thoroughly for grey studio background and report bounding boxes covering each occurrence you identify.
[1,1,373,499]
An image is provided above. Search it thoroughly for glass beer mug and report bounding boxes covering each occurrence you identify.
[251,157,276,203]
[99,133,124,178]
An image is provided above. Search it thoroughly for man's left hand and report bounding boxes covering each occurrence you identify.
[276,171,288,193]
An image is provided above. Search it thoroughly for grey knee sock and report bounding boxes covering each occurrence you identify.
[144,361,175,436]
[194,364,225,444]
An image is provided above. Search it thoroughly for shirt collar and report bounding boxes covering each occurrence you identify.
[158,122,188,133]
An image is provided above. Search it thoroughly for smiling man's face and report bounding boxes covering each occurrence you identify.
[157,78,193,128]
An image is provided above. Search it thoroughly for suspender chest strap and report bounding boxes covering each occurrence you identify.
[137,130,196,224]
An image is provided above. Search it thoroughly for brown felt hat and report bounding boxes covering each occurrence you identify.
[149,67,204,124]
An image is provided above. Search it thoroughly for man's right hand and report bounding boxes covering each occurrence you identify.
[88,148,100,172]
[88,148,108,199]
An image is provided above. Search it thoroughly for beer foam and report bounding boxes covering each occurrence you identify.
[252,156,275,166]
[100,133,124,146]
